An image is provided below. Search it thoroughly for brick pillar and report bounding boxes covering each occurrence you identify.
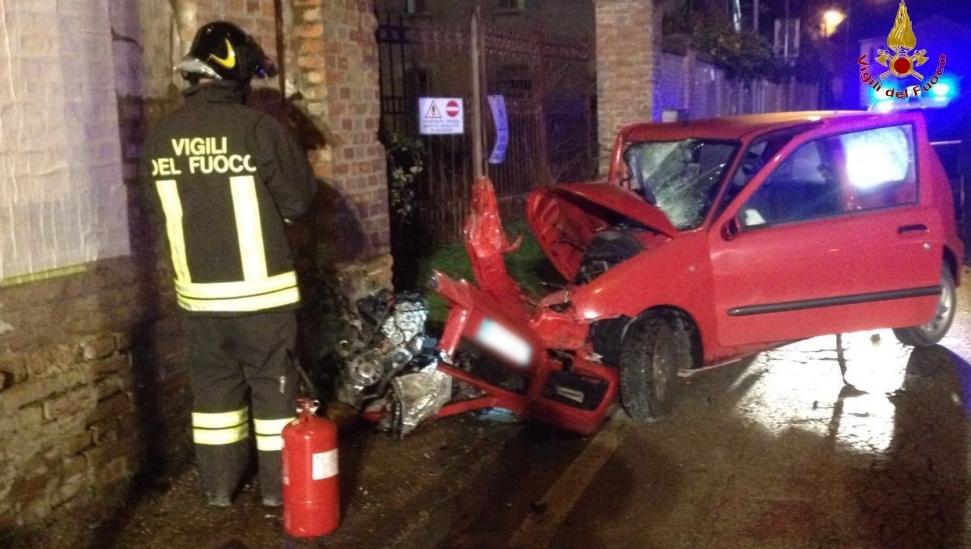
[595,0,657,175]
[289,0,392,292]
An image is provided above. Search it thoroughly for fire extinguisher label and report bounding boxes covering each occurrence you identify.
[312,449,338,480]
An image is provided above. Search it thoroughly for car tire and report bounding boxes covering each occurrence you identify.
[893,269,957,348]
[619,314,691,422]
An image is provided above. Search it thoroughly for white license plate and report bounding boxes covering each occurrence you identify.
[474,318,533,367]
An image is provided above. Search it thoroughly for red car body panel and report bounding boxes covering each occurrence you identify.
[527,183,676,281]
[704,113,951,348]
[434,111,964,434]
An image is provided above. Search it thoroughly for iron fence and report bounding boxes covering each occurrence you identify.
[377,13,595,246]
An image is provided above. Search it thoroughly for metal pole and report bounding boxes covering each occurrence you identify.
[753,0,759,33]
[273,0,286,103]
[471,3,484,179]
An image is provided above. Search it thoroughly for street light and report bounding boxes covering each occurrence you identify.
[817,8,848,109]
[822,9,847,37]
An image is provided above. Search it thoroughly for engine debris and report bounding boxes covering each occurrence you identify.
[334,290,451,436]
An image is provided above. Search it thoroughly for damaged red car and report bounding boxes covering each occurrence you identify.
[431,111,963,435]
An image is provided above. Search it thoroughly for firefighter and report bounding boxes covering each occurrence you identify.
[141,21,317,507]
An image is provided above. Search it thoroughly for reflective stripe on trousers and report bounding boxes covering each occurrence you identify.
[192,408,250,445]
[254,417,294,451]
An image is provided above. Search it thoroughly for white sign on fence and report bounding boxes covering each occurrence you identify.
[419,97,464,135]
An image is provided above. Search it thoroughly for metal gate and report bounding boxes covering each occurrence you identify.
[377,13,596,246]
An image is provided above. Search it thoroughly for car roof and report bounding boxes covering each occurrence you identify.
[621,111,896,142]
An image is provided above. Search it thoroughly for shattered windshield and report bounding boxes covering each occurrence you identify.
[624,139,738,230]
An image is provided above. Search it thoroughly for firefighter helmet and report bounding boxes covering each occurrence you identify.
[175,21,278,82]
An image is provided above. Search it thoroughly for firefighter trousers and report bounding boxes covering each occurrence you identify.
[185,311,298,501]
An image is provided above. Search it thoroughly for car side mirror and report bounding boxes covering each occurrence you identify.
[721,217,741,241]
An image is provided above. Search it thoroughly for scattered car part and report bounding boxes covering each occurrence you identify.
[430,178,618,436]
[384,364,453,438]
[334,291,439,412]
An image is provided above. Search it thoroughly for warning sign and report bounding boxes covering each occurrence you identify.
[425,101,443,119]
[419,97,464,135]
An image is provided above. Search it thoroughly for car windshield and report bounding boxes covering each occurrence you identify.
[624,139,738,230]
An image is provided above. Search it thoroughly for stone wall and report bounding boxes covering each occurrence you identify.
[654,51,819,120]
[0,0,389,535]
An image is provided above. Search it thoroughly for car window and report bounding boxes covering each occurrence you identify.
[718,129,799,216]
[840,125,917,211]
[624,139,737,230]
[740,125,917,228]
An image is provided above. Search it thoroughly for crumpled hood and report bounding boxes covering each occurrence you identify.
[527,182,678,282]
[552,183,678,237]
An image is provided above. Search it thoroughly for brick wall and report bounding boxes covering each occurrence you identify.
[290,0,392,291]
[0,0,389,536]
[594,0,657,174]
[0,259,186,531]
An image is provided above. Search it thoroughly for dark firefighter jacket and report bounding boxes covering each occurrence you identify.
[141,82,317,314]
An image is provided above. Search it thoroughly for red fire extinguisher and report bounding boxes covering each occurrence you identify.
[282,399,339,538]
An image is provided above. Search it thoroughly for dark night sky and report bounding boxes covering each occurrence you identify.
[847,0,971,38]
[750,0,971,38]
[766,0,971,108]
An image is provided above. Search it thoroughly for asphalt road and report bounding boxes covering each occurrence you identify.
[449,267,971,548]
[22,270,971,549]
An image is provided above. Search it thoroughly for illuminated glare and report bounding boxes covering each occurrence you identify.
[932,82,952,98]
[842,126,910,189]
[734,331,907,455]
[822,9,847,37]
[868,85,893,110]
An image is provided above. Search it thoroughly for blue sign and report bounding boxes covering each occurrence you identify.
[488,95,509,165]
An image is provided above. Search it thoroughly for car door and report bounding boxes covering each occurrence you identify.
[709,118,943,347]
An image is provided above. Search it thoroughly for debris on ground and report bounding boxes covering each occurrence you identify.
[333,289,455,437]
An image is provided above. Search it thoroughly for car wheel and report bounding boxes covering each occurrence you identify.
[893,269,957,347]
[619,314,691,422]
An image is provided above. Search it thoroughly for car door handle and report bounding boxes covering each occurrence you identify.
[897,224,929,236]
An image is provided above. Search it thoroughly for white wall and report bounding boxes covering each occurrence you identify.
[0,0,129,281]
